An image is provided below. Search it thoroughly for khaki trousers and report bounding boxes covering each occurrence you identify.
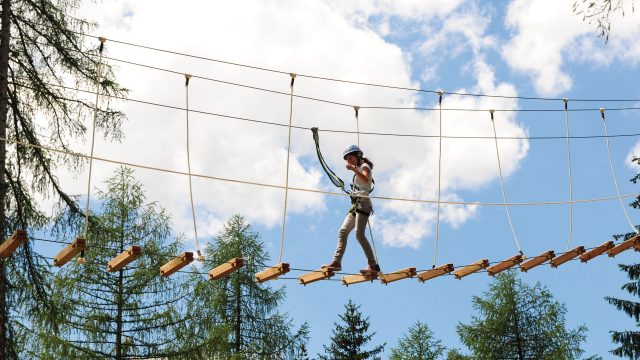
[332,197,376,265]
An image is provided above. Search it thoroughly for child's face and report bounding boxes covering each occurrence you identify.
[345,154,358,166]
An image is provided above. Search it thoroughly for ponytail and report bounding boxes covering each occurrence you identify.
[360,156,374,169]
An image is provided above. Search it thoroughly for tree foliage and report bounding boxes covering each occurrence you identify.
[454,270,587,360]
[183,214,309,359]
[573,0,636,41]
[319,299,385,360]
[27,168,202,359]
[390,321,446,360]
[0,0,125,358]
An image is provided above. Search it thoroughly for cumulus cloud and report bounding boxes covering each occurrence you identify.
[502,0,640,96]
[60,0,528,251]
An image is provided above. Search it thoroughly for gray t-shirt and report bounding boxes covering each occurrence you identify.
[352,163,373,194]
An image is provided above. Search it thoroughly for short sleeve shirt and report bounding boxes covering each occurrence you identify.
[352,163,373,194]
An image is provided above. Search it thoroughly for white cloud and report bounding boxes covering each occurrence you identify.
[502,0,640,96]
[58,0,529,251]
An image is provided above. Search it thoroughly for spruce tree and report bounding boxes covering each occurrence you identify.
[185,214,309,359]
[0,0,125,358]
[390,321,446,360]
[605,155,640,359]
[455,270,586,359]
[319,300,385,360]
[28,167,205,359]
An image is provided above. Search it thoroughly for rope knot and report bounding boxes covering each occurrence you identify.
[489,109,495,121]
[437,90,444,106]
[98,37,106,53]
[563,98,568,110]
[354,105,360,118]
[184,73,192,86]
[600,107,605,119]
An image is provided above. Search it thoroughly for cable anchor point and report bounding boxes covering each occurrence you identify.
[184,73,192,87]
[600,107,605,119]
[437,90,444,106]
[563,98,568,110]
[98,37,106,53]
[354,105,360,118]
[289,73,297,88]
[489,109,495,121]
[196,249,205,262]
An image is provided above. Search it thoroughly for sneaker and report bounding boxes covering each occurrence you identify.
[360,264,381,274]
[322,261,342,271]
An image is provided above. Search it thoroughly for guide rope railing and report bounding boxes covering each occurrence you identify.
[0,136,638,208]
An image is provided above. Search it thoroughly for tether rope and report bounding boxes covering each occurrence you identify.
[564,99,575,250]
[184,74,204,260]
[278,74,296,263]
[490,110,524,254]
[83,37,105,239]
[600,108,639,235]
[433,91,444,268]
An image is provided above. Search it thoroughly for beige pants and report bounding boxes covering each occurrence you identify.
[332,197,376,265]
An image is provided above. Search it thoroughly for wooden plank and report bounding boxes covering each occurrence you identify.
[299,268,335,285]
[417,263,454,282]
[608,236,640,257]
[487,255,523,276]
[208,257,244,280]
[519,250,554,272]
[53,237,86,267]
[107,245,142,272]
[342,274,377,286]
[453,259,489,279]
[160,252,194,277]
[255,263,290,283]
[0,230,27,259]
[380,267,417,284]
[580,241,614,263]
[550,246,585,268]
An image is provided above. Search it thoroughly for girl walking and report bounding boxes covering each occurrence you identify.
[323,145,380,274]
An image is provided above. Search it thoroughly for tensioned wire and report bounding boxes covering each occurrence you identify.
[2,136,637,207]
[184,74,204,260]
[433,91,444,268]
[564,99,575,250]
[10,80,640,142]
[69,31,640,103]
[278,74,296,264]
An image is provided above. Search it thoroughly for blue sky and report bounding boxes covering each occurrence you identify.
[36,0,640,357]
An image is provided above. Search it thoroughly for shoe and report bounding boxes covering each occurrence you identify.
[360,264,381,274]
[322,261,342,271]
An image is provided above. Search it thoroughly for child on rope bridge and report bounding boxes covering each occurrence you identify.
[323,145,381,275]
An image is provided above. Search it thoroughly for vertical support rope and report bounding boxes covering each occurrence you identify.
[354,106,360,146]
[184,74,204,260]
[82,37,105,239]
[354,105,380,265]
[490,110,524,254]
[564,99,575,250]
[278,73,296,263]
[432,91,444,268]
[600,108,639,234]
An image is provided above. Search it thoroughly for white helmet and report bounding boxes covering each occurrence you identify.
[343,144,363,160]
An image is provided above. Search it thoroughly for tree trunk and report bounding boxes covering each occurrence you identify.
[0,0,12,358]
[234,278,241,355]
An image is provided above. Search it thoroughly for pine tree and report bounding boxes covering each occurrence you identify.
[390,321,446,360]
[606,263,640,358]
[185,214,309,359]
[28,167,204,359]
[604,155,640,359]
[455,270,586,359]
[319,300,385,360]
[0,0,125,358]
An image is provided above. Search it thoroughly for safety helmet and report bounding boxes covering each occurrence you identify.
[343,144,363,160]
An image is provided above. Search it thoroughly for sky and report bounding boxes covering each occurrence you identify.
[35,0,640,357]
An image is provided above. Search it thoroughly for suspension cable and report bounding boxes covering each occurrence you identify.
[564,99,575,250]
[184,74,204,260]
